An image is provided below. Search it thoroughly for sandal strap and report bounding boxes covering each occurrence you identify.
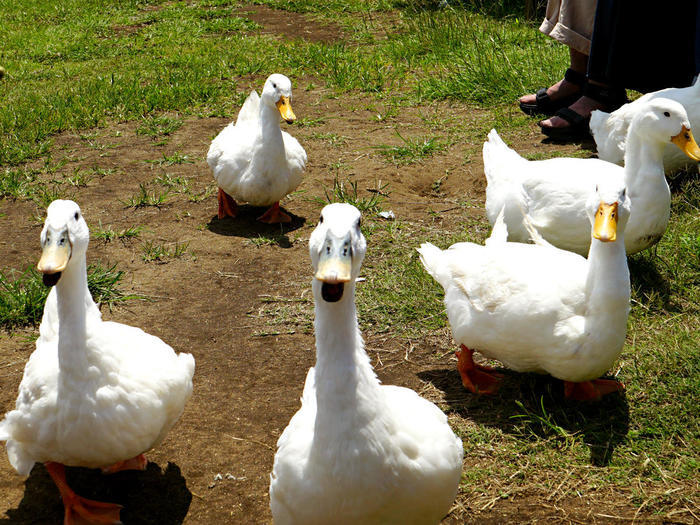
[583,83,627,109]
[554,107,587,126]
[534,87,550,104]
[564,68,587,87]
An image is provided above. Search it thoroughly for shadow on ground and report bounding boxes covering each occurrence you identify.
[207,205,306,248]
[419,367,630,466]
[1,461,191,525]
[541,135,598,153]
[628,252,674,311]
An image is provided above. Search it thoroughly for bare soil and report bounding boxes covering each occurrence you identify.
[0,7,684,525]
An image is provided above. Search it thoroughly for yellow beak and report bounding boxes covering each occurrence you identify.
[593,202,618,242]
[671,126,700,161]
[37,229,71,274]
[276,96,296,124]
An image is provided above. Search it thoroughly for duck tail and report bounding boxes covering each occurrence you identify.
[179,352,196,382]
[417,243,451,289]
[589,108,609,139]
[483,129,528,228]
[485,206,508,246]
[483,129,525,185]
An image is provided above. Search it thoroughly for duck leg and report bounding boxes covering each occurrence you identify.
[45,462,122,525]
[257,201,292,224]
[455,345,503,394]
[101,453,147,474]
[564,379,625,401]
[217,188,238,219]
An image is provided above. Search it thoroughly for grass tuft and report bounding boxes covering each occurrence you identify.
[93,222,144,243]
[374,130,446,164]
[0,263,140,328]
[141,240,191,263]
[123,184,170,208]
[318,177,389,214]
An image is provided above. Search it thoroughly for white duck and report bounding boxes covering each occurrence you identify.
[0,200,195,525]
[591,78,700,173]
[418,182,631,401]
[270,203,463,525]
[484,98,700,256]
[207,73,307,223]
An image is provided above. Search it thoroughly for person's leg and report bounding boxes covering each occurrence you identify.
[519,0,597,115]
[538,0,626,137]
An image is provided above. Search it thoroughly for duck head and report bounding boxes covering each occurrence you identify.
[588,181,631,243]
[261,74,296,124]
[309,203,366,303]
[37,200,89,287]
[632,98,700,160]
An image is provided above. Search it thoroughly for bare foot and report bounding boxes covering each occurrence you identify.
[539,95,608,129]
[519,77,583,106]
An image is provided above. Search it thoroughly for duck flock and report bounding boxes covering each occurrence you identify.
[1,73,699,524]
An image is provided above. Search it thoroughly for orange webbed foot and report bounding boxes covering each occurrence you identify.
[45,462,123,525]
[257,202,291,224]
[63,494,123,525]
[101,453,147,474]
[217,188,238,219]
[564,378,625,401]
[456,345,503,395]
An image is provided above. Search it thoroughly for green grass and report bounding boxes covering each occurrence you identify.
[141,240,191,263]
[0,0,561,167]
[0,263,140,328]
[122,183,170,208]
[374,130,446,164]
[93,222,144,242]
[318,177,389,214]
[136,115,184,137]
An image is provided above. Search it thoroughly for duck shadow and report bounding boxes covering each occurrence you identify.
[207,205,306,248]
[419,367,629,467]
[1,461,191,525]
[541,135,598,153]
[666,165,698,196]
[627,252,675,311]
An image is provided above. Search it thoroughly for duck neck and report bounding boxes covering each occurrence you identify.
[623,131,669,198]
[312,280,381,431]
[54,255,92,373]
[584,235,630,353]
[623,131,671,241]
[259,103,284,145]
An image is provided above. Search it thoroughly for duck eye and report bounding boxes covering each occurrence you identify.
[74,212,79,221]
[356,217,361,229]
[272,83,277,89]
[663,111,670,117]
[319,215,324,224]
